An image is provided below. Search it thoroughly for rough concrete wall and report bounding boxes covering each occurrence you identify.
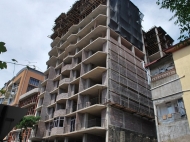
[109,107,157,137]
[86,134,105,142]
[40,92,51,120]
[151,74,182,100]
[158,120,190,142]
[102,71,108,86]
[36,121,46,138]
[102,88,108,102]
[79,78,85,92]
[80,63,86,76]
[162,135,190,142]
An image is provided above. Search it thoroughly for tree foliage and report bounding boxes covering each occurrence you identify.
[0,89,6,95]
[16,116,40,130]
[0,42,7,69]
[157,0,190,40]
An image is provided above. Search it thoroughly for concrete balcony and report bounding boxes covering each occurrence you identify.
[56,93,68,102]
[19,88,39,102]
[78,97,106,110]
[45,113,54,122]
[59,78,70,88]
[38,90,46,98]
[53,73,61,81]
[35,104,43,111]
[51,37,60,48]
[51,127,63,136]
[60,5,106,44]
[54,109,66,117]
[46,56,57,67]
[29,130,43,141]
[61,64,72,74]
[47,99,56,108]
[41,78,48,86]
[49,46,58,57]
[50,86,59,94]
[64,25,107,60]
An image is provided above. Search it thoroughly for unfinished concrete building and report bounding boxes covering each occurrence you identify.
[143,26,174,63]
[34,0,157,142]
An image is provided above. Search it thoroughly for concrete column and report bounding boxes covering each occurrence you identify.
[118,36,121,46]
[75,47,79,54]
[84,113,89,128]
[132,46,135,55]
[86,79,91,89]
[106,0,110,27]
[141,30,148,63]
[105,106,110,142]
[153,103,160,142]
[64,137,68,142]
[88,50,93,57]
[77,36,81,42]
[155,27,164,57]
[54,138,58,142]
[83,134,87,142]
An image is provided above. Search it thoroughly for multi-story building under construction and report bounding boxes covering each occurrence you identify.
[34,0,157,141]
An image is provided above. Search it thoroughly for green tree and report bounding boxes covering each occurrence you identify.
[157,0,190,40]
[16,116,40,129]
[0,42,7,69]
[16,116,40,142]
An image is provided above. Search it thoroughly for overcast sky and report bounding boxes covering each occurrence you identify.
[0,0,180,87]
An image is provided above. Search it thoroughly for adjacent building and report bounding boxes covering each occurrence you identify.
[0,67,44,142]
[34,0,157,142]
[143,26,174,63]
[165,39,190,128]
[147,54,190,142]
[2,67,44,106]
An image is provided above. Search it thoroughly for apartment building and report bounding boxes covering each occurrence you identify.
[147,54,190,142]
[0,67,44,142]
[2,67,44,106]
[7,88,41,142]
[33,0,157,142]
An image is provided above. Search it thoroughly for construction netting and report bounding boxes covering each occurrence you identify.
[108,125,157,142]
[109,0,144,50]
[108,40,153,117]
